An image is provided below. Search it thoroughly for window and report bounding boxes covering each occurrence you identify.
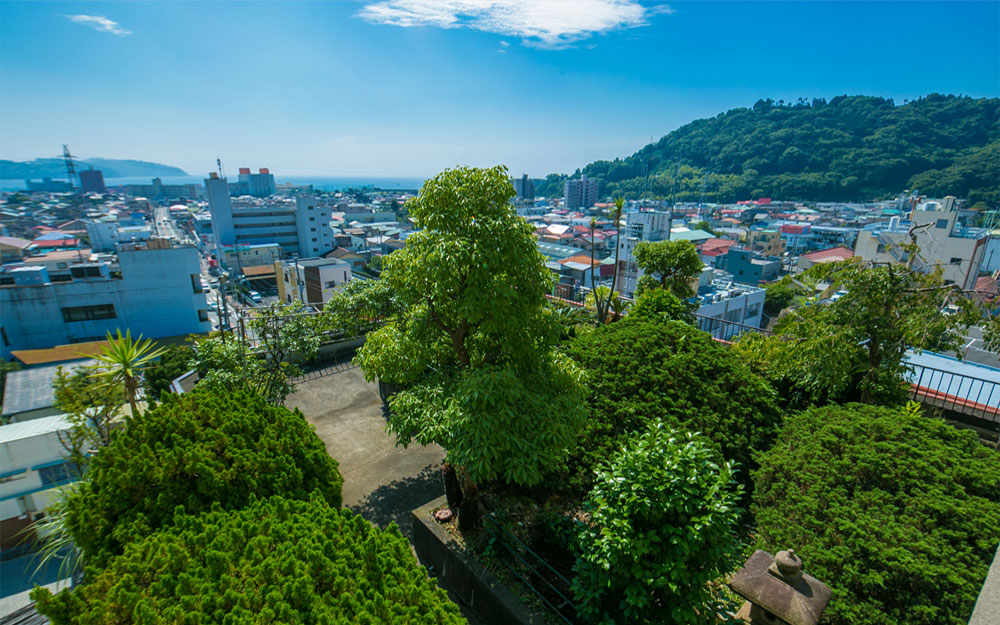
[950,257,963,265]
[324,280,337,288]
[309,217,315,222]
[70,265,102,279]
[191,274,203,293]
[57,262,68,269]
[747,303,761,318]
[198,310,209,322]
[61,304,116,322]
[312,238,317,242]
[310,227,316,232]
[936,219,949,229]
[38,462,78,485]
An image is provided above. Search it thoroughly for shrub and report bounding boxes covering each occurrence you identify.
[573,423,742,625]
[564,319,781,493]
[141,343,194,398]
[35,496,466,624]
[628,288,696,324]
[753,403,1000,625]
[65,387,342,566]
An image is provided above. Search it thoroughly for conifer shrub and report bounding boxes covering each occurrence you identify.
[34,496,466,624]
[564,318,780,493]
[753,403,1000,625]
[65,387,342,566]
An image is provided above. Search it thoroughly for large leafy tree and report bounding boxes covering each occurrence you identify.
[64,387,342,567]
[564,318,780,494]
[633,239,703,298]
[754,403,1000,625]
[735,258,974,405]
[34,496,466,625]
[574,424,742,625]
[352,165,586,491]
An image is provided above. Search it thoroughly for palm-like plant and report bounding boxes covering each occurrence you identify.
[92,330,166,416]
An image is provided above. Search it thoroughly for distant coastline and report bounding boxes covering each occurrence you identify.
[1,175,427,193]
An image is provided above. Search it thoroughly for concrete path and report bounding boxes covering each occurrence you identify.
[285,362,446,540]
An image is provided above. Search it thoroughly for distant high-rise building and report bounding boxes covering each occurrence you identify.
[513,174,534,201]
[233,167,276,197]
[564,175,599,210]
[79,168,106,194]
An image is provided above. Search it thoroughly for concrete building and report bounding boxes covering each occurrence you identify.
[745,229,785,257]
[0,242,210,358]
[0,415,78,549]
[233,167,277,198]
[564,175,599,210]
[79,168,106,194]
[0,237,31,264]
[24,178,72,193]
[220,243,282,271]
[714,248,780,285]
[125,177,203,201]
[693,272,766,340]
[294,196,334,257]
[854,207,988,290]
[276,257,352,306]
[513,174,535,201]
[616,209,672,297]
[1,360,95,422]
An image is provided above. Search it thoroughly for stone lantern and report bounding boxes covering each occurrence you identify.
[729,549,832,625]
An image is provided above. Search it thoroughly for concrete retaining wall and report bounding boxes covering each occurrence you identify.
[411,496,544,625]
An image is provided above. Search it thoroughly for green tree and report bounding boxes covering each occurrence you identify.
[323,277,401,339]
[633,239,703,298]
[565,319,780,494]
[573,423,742,625]
[141,343,194,399]
[355,166,585,495]
[753,403,1000,625]
[64,387,342,566]
[736,259,974,405]
[52,365,123,466]
[762,281,797,319]
[34,496,465,625]
[91,329,165,416]
[628,288,696,324]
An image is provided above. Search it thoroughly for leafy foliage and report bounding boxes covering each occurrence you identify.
[534,95,999,204]
[35,496,466,625]
[735,258,974,406]
[64,387,342,566]
[753,403,1000,625]
[573,423,742,625]
[323,277,401,339]
[628,288,696,324]
[762,281,797,319]
[633,239,703,298]
[356,166,585,486]
[141,343,195,399]
[564,319,780,494]
[52,365,122,468]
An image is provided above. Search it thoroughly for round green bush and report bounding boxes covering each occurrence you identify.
[564,318,781,492]
[66,387,342,566]
[753,403,1000,625]
[35,496,466,624]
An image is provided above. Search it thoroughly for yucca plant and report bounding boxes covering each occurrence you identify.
[92,330,166,417]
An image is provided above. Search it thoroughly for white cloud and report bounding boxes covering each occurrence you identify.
[63,14,132,36]
[357,0,672,48]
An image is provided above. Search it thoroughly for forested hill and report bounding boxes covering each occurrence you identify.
[1,157,187,179]
[535,94,998,205]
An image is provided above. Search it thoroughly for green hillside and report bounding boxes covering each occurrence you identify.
[0,157,187,179]
[535,94,999,205]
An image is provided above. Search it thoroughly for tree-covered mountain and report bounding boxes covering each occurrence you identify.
[0,157,187,179]
[535,94,999,206]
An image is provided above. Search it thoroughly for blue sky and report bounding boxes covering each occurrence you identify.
[1,1,997,178]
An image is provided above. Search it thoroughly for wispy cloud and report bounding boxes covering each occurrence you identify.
[63,14,132,36]
[357,0,672,49]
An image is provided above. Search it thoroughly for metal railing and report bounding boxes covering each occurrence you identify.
[482,512,580,625]
[693,313,771,342]
[908,363,1000,424]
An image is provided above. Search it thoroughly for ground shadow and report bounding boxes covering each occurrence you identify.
[349,465,443,541]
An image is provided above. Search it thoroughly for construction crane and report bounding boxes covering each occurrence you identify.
[62,144,77,189]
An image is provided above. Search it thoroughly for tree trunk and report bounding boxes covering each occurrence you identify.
[442,462,463,509]
[457,469,481,532]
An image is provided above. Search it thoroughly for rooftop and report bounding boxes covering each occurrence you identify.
[0,413,74,445]
[1,359,96,417]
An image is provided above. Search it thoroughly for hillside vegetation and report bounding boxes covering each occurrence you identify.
[535,94,998,205]
[1,157,187,179]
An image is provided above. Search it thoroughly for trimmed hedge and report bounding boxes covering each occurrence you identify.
[65,387,342,566]
[753,403,1000,625]
[35,496,466,624]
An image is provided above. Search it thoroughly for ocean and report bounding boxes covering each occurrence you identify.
[1,175,427,193]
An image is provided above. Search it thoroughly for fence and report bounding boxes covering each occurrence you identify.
[908,363,1000,426]
[482,512,580,625]
[693,313,771,342]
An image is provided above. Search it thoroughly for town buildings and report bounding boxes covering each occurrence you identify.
[276,257,353,306]
[564,175,599,210]
[79,168,107,194]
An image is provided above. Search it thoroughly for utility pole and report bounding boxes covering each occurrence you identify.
[219,272,230,342]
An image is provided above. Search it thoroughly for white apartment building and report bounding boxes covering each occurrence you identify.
[616,209,672,297]
[0,242,210,357]
[854,206,988,290]
[276,257,352,307]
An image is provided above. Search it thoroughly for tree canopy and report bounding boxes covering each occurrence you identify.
[564,318,781,493]
[533,95,998,204]
[64,387,342,566]
[349,166,585,487]
[35,496,466,625]
[632,239,703,298]
[753,403,1000,625]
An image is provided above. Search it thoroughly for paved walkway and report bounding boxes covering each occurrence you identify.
[285,363,446,540]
